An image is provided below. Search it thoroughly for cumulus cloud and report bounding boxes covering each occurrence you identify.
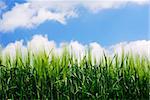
[110,40,150,57]
[0,2,76,32]
[27,35,56,54]
[2,40,27,60]
[69,41,86,60]
[0,0,149,32]
[89,42,107,61]
[86,0,149,13]
[1,35,149,63]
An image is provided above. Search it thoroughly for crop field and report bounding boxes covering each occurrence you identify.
[0,48,149,99]
[0,0,149,99]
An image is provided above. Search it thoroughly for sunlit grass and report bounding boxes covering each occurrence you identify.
[0,48,149,99]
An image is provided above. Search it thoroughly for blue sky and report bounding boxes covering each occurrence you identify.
[0,0,149,47]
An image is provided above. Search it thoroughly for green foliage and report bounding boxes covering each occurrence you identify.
[0,49,149,99]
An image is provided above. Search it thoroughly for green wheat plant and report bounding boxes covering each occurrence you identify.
[0,47,149,99]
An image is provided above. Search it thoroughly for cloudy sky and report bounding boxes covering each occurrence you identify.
[0,0,149,58]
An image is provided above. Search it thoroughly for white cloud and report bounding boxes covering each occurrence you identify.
[0,0,149,32]
[89,42,106,61]
[110,40,150,57]
[1,35,149,63]
[0,2,77,32]
[2,40,27,61]
[82,0,149,13]
[27,34,56,54]
[69,41,87,60]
